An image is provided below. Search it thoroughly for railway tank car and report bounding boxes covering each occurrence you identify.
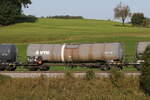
[0,44,17,71]
[26,43,123,70]
[136,42,150,59]
[136,42,150,70]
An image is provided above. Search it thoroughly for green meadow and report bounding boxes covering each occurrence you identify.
[0,18,150,70]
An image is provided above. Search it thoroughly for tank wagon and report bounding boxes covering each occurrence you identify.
[136,42,150,70]
[26,43,123,70]
[136,42,150,59]
[0,44,17,71]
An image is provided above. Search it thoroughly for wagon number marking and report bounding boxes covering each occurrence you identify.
[35,51,50,55]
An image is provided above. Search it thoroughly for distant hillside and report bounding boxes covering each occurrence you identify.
[0,18,150,59]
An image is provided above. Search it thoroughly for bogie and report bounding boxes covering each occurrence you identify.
[39,65,50,71]
[28,66,38,71]
[6,65,16,71]
[0,66,5,71]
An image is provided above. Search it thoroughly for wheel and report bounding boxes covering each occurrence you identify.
[6,65,16,71]
[39,65,49,71]
[100,65,110,71]
[117,66,123,70]
[6,66,16,71]
[28,66,38,71]
[135,65,141,71]
[111,65,123,70]
[0,66,5,71]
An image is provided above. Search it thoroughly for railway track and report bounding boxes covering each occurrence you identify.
[0,71,141,78]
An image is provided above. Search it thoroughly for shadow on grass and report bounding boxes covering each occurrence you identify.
[15,15,38,23]
[0,15,38,27]
[114,24,133,28]
[114,24,150,28]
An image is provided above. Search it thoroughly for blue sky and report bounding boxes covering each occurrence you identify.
[23,0,150,20]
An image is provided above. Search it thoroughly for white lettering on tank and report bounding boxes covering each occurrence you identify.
[35,51,50,55]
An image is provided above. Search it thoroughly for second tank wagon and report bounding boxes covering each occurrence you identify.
[136,42,150,59]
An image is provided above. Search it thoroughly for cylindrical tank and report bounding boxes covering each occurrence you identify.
[0,44,17,63]
[136,42,150,58]
[27,43,123,63]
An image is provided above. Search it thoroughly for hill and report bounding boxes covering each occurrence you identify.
[0,18,150,62]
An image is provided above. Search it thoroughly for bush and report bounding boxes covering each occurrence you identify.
[110,68,124,88]
[140,45,150,95]
[131,13,145,26]
[85,70,95,80]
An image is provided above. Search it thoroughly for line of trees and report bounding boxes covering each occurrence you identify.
[46,15,84,19]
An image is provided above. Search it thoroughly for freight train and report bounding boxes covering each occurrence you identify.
[0,42,149,71]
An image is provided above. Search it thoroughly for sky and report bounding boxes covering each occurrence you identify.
[23,0,150,20]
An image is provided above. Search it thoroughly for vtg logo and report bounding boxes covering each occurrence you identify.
[35,51,50,55]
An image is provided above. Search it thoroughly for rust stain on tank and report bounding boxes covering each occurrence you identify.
[101,44,105,60]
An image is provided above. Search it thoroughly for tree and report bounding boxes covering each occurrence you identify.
[131,13,145,26]
[114,3,131,26]
[140,45,150,95]
[142,18,150,27]
[0,0,31,25]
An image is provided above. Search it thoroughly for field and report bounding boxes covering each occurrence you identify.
[0,18,150,70]
[0,19,150,99]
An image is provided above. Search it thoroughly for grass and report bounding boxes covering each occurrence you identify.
[0,18,150,70]
[0,75,149,100]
